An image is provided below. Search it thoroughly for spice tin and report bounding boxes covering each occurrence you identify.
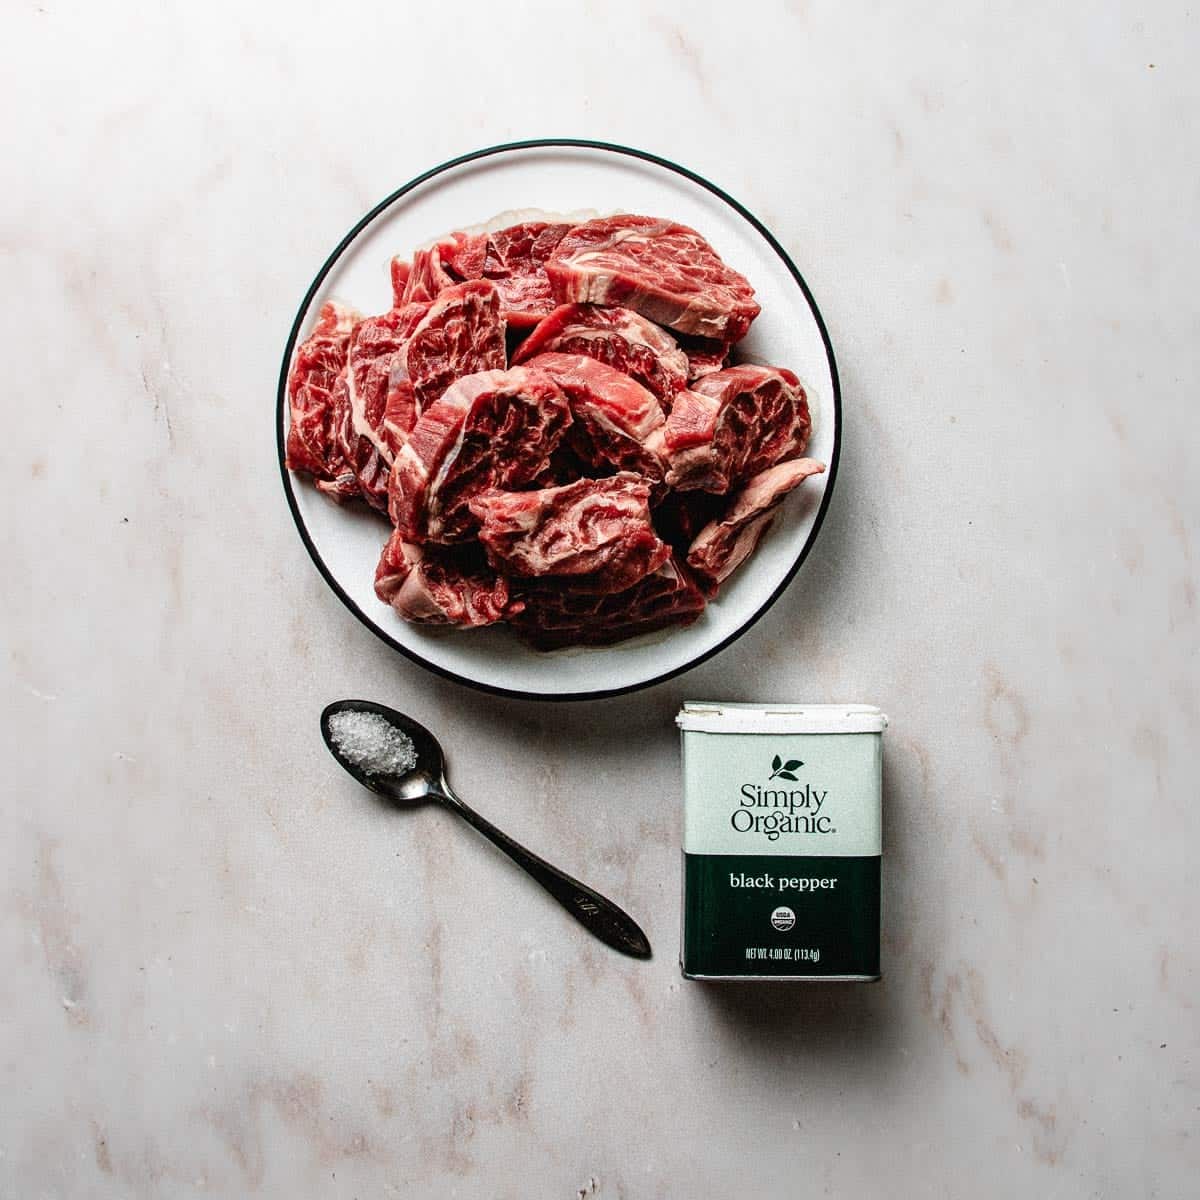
[677,702,887,981]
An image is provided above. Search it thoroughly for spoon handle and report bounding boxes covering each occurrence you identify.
[439,790,652,959]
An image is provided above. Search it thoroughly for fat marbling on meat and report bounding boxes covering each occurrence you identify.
[513,303,689,403]
[470,473,669,594]
[402,279,507,412]
[285,300,383,505]
[388,366,573,544]
[523,352,667,487]
[545,214,761,343]
[374,530,518,626]
[510,554,706,649]
[687,458,826,594]
[664,365,812,494]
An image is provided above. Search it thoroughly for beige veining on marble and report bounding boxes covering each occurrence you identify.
[2,1,1197,1197]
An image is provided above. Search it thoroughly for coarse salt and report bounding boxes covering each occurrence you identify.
[328,710,417,777]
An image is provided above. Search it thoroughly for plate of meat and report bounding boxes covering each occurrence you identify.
[278,140,840,700]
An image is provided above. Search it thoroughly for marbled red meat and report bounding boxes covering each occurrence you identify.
[329,378,390,510]
[401,235,470,304]
[523,352,667,487]
[285,300,368,502]
[396,222,572,327]
[374,531,517,626]
[545,215,760,342]
[285,211,825,650]
[443,221,572,327]
[438,231,488,281]
[347,302,429,460]
[349,283,505,459]
[470,473,669,593]
[389,257,412,308]
[389,366,572,544]
[511,555,706,649]
[664,366,811,493]
[402,279,507,412]
[687,458,826,594]
[512,303,688,404]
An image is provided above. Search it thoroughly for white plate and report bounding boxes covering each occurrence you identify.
[277,140,841,700]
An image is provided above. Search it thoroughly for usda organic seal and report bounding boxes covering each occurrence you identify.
[770,906,796,931]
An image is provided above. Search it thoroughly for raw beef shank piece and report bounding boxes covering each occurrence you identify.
[511,555,706,649]
[687,458,826,594]
[327,375,390,510]
[513,303,689,403]
[545,215,761,343]
[401,234,474,304]
[374,531,517,626]
[523,353,667,485]
[285,300,368,500]
[664,365,812,494]
[470,473,669,594]
[396,222,572,326]
[346,302,430,460]
[444,221,573,327]
[373,529,423,606]
[402,279,507,412]
[389,366,572,544]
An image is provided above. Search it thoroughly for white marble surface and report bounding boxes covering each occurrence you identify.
[3,2,1197,1196]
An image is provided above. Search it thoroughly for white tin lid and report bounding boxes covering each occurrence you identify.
[677,702,888,734]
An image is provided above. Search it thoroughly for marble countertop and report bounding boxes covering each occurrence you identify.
[4,3,1197,1196]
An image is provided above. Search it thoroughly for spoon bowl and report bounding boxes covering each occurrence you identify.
[319,699,652,959]
[321,699,446,804]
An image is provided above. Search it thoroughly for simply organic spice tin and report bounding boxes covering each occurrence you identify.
[677,703,887,981]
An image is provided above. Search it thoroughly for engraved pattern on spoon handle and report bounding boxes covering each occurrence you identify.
[439,788,652,959]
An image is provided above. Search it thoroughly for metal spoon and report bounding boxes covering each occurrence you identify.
[320,700,651,959]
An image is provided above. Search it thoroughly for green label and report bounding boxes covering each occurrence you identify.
[682,854,881,978]
[682,733,882,857]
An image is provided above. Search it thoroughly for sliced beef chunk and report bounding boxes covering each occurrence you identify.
[307,374,371,505]
[511,555,706,649]
[397,222,572,327]
[512,303,689,404]
[351,281,505,460]
[687,458,826,595]
[524,352,667,488]
[389,366,572,544]
[664,365,811,494]
[470,473,669,594]
[545,214,760,343]
[403,279,507,412]
[346,302,430,460]
[374,531,517,626]
[437,231,488,280]
[373,528,423,608]
[329,375,390,510]
[444,221,573,328]
[285,300,368,498]
[401,234,473,304]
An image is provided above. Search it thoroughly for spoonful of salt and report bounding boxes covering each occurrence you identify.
[321,700,652,959]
